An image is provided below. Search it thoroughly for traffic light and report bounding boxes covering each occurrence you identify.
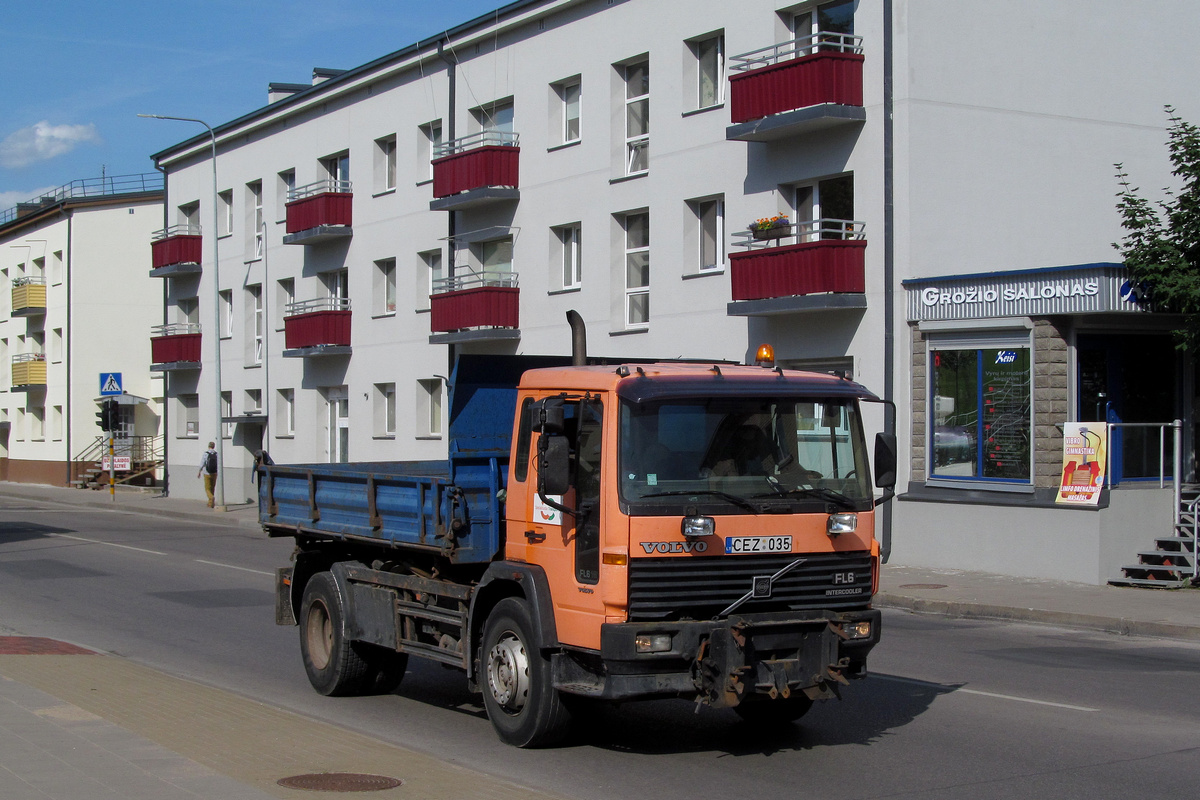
[104,400,120,432]
[96,403,107,430]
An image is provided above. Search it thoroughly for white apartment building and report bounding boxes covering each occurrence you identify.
[0,174,165,486]
[150,0,1200,584]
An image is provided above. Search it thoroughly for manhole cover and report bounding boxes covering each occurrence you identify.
[277,773,403,792]
[897,583,948,590]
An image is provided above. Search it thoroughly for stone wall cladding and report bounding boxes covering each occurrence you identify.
[1033,318,1070,488]
[910,324,926,481]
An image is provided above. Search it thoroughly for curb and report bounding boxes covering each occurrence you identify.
[875,592,1200,642]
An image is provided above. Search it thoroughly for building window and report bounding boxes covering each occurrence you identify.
[323,152,350,189]
[217,190,234,237]
[419,249,443,310]
[375,382,396,437]
[52,405,63,441]
[327,386,349,463]
[690,33,724,109]
[50,250,63,284]
[554,78,581,144]
[219,290,233,338]
[418,121,442,182]
[791,174,855,241]
[50,328,63,363]
[277,388,295,437]
[277,170,295,220]
[326,268,349,301]
[554,223,582,290]
[479,238,513,283]
[791,0,855,54]
[275,279,293,330]
[180,394,199,438]
[690,196,724,273]
[246,389,262,414]
[927,337,1032,485]
[472,100,514,136]
[179,201,200,230]
[246,284,263,365]
[30,406,44,441]
[417,378,443,438]
[624,60,650,175]
[375,258,397,315]
[375,134,397,193]
[247,180,263,259]
[622,211,650,328]
[222,391,233,439]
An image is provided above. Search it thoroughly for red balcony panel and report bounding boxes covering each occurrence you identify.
[151,235,202,269]
[729,239,866,301]
[285,193,353,234]
[150,333,201,364]
[432,147,520,199]
[284,310,352,349]
[729,51,864,124]
[430,287,519,333]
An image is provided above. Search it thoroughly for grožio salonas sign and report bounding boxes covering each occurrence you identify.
[904,265,1139,322]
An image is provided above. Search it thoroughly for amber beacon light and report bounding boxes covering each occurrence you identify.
[755,343,776,366]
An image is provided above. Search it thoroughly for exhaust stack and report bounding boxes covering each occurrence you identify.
[567,310,587,366]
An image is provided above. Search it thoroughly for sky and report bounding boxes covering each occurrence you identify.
[0,0,511,211]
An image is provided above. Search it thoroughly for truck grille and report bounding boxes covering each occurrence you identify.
[627,551,872,621]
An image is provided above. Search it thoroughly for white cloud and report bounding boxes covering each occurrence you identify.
[0,121,102,169]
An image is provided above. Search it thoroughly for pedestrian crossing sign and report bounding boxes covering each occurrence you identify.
[100,373,123,396]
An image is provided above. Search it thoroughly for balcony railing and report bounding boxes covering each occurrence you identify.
[283,297,352,353]
[729,220,866,306]
[1,172,162,227]
[728,33,864,126]
[11,352,47,388]
[150,323,202,369]
[283,180,353,245]
[150,224,203,275]
[429,270,520,334]
[431,131,521,202]
[11,276,47,316]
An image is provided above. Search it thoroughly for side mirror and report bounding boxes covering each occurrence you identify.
[874,432,897,489]
[538,434,571,496]
[530,400,565,435]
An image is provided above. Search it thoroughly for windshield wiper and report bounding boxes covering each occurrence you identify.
[638,489,760,513]
[753,483,858,510]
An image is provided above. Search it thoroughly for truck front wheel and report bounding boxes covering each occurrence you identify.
[480,597,570,747]
[299,572,370,696]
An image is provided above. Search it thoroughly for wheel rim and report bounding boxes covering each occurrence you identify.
[305,598,333,670]
[486,631,530,714]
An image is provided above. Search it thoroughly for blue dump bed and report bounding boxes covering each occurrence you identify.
[258,354,570,564]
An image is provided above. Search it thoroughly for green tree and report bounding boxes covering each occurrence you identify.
[1115,107,1200,347]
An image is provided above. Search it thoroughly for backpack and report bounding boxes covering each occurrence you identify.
[204,450,218,474]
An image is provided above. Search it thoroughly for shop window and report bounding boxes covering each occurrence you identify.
[928,341,1032,484]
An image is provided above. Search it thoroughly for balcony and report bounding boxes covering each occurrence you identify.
[429,270,520,344]
[430,131,520,211]
[150,323,202,371]
[283,180,353,245]
[11,277,46,317]
[727,220,867,316]
[282,297,351,357]
[727,33,865,142]
[150,225,202,277]
[11,353,46,390]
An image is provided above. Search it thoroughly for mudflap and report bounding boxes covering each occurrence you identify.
[691,614,866,708]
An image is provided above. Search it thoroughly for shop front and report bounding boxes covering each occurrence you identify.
[894,263,1192,584]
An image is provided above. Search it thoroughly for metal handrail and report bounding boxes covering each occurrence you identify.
[152,224,201,240]
[1185,494,1200,581]
[432,269,519,295]
[730,32,864,73]
[433,130,520,158]
[285,297,351,315]
[287,179,352,202]
[151,322,201,337]
[12,352,46,363]
[734,218,866,248]
[11,276,47,287]
[0,172,163,226]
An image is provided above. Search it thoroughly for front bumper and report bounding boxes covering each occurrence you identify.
[551,608,881,706]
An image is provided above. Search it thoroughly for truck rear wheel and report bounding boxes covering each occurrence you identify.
[299,572,370,696]
[733,695,814,725]
[480,597,570,747]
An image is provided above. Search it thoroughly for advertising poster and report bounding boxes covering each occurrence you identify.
[1055,422,1107,505]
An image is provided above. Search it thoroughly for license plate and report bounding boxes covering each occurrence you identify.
[724,535,792,554]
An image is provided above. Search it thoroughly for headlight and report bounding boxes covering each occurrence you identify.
[827,512,858,536]
[840,621,872,640]
[681,515,715,538]
[635,633,673,653]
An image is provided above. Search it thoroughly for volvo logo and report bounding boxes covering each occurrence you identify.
[639,541,710,554]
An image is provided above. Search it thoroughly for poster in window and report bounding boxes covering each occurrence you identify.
[1055,422,1107,505]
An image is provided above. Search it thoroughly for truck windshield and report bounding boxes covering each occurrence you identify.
[619,397,873,514]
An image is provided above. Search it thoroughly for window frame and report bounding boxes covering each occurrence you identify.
[691,32,725,110]
[691,196,725,273]
[554,223,582,290]
[375,134,397,193]
[624,60,650,175]
[622,211,650,328]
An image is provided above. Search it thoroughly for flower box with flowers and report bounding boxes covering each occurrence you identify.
[749,215,791,241]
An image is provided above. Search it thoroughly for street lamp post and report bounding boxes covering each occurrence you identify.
[138,114,226,509]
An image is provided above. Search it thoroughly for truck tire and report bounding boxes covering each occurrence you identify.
[480,597,570,747]
[733,695,814,725]
[299,572,370,696]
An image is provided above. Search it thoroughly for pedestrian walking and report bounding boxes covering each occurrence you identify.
[198,441,218,508]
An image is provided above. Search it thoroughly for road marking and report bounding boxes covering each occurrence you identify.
[875,674,1099,712]
[195,559,273,577]
[48,533,167,556]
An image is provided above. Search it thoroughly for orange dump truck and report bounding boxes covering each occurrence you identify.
[264,324,896,747]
